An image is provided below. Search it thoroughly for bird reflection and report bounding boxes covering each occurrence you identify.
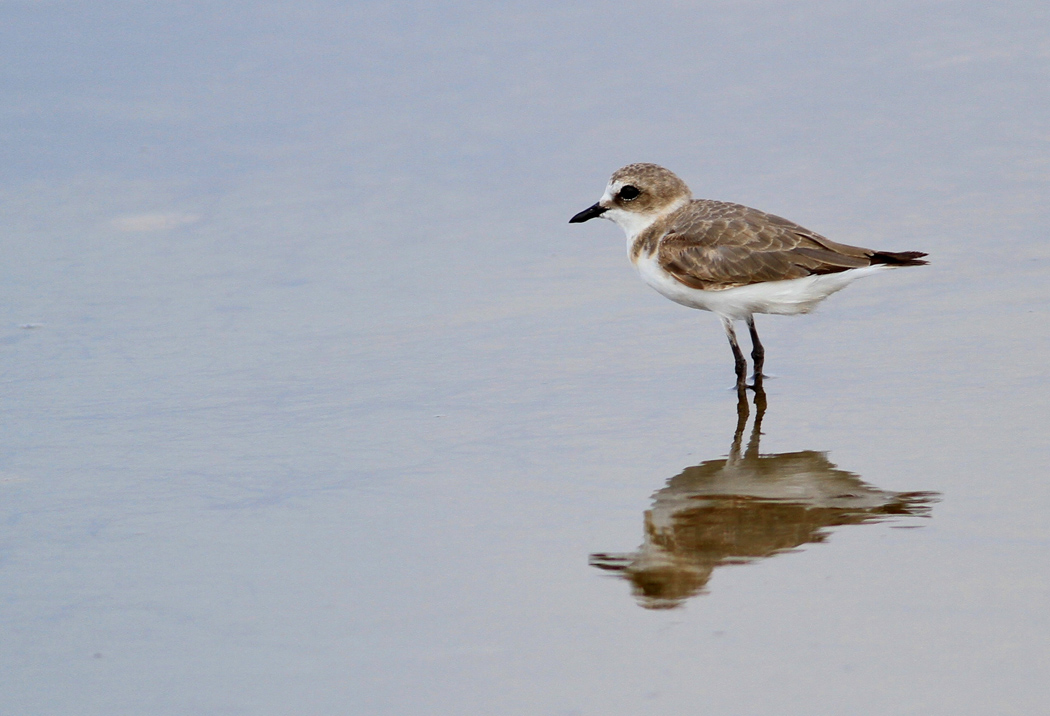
[590,387,937,609]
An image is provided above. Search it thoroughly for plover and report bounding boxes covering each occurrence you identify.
[570,163,928,389]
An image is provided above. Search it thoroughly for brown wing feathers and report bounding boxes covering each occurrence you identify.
[868,250,929,266]
[655,201,927,290]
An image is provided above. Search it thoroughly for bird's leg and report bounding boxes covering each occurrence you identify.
[721,317,748,391]
[743,382,767,460]
[730,386,749,462]
[746,315,765,387]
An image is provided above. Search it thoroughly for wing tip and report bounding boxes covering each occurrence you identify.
[870,250,929,267]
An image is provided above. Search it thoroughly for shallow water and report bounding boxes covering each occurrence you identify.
[2,2,1050,714]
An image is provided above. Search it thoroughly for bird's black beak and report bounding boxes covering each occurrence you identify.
[569,203,607,223]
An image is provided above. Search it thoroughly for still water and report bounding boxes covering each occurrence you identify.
[590,390,939,610]
[2,2,1049,714]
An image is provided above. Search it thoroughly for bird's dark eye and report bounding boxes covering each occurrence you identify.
[619,185,640,201]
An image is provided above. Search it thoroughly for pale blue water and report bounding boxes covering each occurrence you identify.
[2,2,1049,714]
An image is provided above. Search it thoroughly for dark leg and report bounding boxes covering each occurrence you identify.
[747,315,764,386]
[730,385,749,461]
[721,317,747,391]
[743,381,767,460]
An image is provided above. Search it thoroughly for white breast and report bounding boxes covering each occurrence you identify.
[631,251,890,320]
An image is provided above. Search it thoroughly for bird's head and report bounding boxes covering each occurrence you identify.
[570,163,693,237]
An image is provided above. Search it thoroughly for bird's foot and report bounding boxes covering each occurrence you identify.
[746,372,773,391]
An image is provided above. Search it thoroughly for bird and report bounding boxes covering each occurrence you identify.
[569,163,928,389]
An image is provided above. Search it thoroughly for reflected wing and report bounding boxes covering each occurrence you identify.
[657,202,873,290]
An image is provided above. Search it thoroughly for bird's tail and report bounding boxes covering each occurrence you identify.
[870,250,929,266]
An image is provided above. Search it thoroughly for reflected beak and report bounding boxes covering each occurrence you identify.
[569,202,607,223]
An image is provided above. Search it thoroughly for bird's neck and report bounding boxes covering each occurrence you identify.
[610,196,691,242]
[626,200,689,263]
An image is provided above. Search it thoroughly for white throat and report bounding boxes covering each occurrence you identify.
[601,195,690,241]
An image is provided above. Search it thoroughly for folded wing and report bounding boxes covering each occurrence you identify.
[657,202,925,291]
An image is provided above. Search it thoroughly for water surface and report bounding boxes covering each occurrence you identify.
[2,2,1049,714]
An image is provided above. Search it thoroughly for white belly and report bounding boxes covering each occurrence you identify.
[632,252,890,320]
